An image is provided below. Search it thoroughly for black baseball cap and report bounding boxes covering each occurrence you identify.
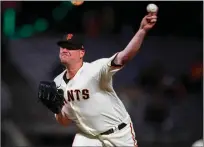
[57,33,84,50]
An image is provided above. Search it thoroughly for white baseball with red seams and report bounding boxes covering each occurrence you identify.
[147,3,158,13]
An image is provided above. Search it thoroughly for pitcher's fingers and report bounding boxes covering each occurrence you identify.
[150,18,157,23]
[148,12,158,16]
[146,15,157,20]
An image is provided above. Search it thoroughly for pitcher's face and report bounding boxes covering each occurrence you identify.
[59,47,85,65]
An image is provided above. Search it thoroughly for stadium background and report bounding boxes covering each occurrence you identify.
[1,1,203,147]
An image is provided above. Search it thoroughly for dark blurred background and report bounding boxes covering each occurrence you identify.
[1,1,203,147]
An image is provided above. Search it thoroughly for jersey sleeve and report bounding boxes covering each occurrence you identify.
[92,53,124,81]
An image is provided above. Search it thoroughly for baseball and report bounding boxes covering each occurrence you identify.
[146,3,158,13]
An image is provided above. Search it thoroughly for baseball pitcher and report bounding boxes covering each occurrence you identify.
[38,13,157,146]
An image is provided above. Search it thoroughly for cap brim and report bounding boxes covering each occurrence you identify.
[57,41,70,46]
[57,41,76,48]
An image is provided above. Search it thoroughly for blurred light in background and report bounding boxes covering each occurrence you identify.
[3,1,78,38]
[18,24,34,38]
[2,1,18,11]
[3,8,16,37]
[62,1,73,6]
[71,0,84,6]
[34,18,49,32]
[52,7,68,21]
[52,2,73,21]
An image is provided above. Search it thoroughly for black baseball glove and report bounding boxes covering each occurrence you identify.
[38,81,65,114]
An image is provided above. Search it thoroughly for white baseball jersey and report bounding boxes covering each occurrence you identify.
[54,54,131,136]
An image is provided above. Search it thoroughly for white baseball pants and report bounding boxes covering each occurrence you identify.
[72,122,138,147]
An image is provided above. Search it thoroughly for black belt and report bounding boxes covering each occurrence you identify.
[100,123,127,135]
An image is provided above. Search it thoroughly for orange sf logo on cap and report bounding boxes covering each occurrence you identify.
[66,34,73,40]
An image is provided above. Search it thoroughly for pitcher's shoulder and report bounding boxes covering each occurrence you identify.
[86,58,109,69]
